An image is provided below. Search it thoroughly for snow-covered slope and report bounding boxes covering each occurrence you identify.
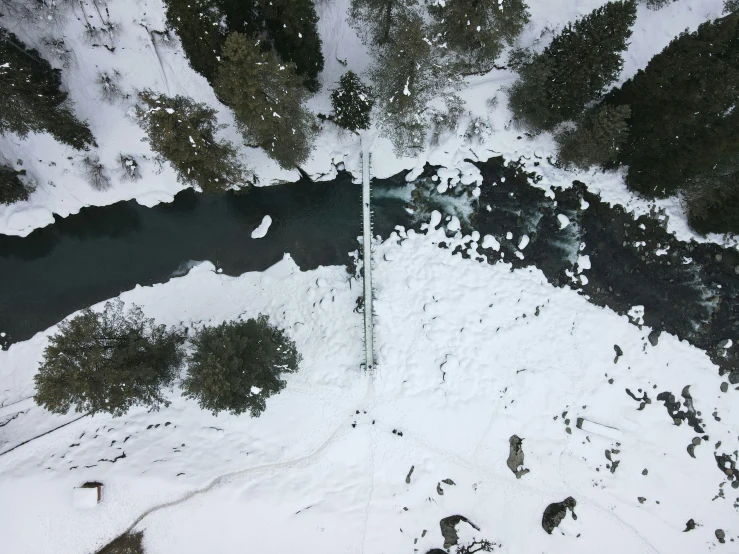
[0,0,730,245]
[1,219,736,553]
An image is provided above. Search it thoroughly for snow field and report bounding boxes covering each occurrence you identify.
[1,220,736,553]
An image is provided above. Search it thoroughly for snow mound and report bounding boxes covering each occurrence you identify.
[251,216,273,239]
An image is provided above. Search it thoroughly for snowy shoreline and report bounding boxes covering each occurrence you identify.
[1,222,736,553]
[0,0,733,248]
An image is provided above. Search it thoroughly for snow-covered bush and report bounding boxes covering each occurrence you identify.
[684,174,739,235]
[0,165,30,205]
[349,0,419,47]
[40,36,72,68]
[429,0,530,74]
[136,91,248,192]
[182,316,301,417]
[508,0,637,131]
[165,0,323,89]
[330,71,373,132]
[82,155,111,191]
[163,0,226,81]
[33,300,186,417]
[506,46,533,71]
[380,114,428,157]
[97,70,123,102]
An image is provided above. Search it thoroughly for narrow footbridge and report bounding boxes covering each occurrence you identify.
[361,149,374,371]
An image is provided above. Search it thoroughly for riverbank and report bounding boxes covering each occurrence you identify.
[0,0,731,250]
[1,219,736,554]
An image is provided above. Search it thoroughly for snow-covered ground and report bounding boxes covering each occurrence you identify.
[1,216,736,553]
[0,0,733,247]
[2,3,737,549]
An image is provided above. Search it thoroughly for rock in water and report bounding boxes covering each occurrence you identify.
[542,497,577,535]
[506,435,530,479]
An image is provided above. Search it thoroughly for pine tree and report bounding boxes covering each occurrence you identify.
[684,172,739,235]
[163,0,227,81]
[137,92,248,193]
[257,0,324,91]
[727,0,739,14]
[508,0,637,130]
[430,0,530,73]
[215,32,315,168]
[34,300,186,417]
[506,55,555,130]
[349,0,417,47]
[182,316,300,416]
[607,13,739,203]
[556,104,631,169]
[370,12,446,153]
[0,164,30,205]
[0,28,95,149]
[331,71,373,132]
[643,0,677,9]
[218,0,261,36]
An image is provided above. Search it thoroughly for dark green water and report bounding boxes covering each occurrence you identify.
[0,172,411,344]
[2,158,736,378]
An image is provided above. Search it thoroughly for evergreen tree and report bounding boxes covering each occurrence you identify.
[215,32,316,168]
[506,55,555,130]
[508,0,637,130]
[137,91,248,193]
[643,0,677,9]
[34,300,186,417]
[684,172,739,235]
[556,104,631,169]
[727,0,739,14]
[370,12,446,154]
[257,0,324,91]
[331,71,373,132]
[219,0,261,35]
[430,0,530,73]
[165,0,323,90]
[163,0,227,81]
[349,0,417,47]
[0,164,30,205]
[607,13,739,202]
[0,28,95,149]
[182,316,300,416]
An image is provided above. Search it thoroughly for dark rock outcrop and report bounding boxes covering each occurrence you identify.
[506,435,530,479]
[440,515,480,549]
[542,497,577,535]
